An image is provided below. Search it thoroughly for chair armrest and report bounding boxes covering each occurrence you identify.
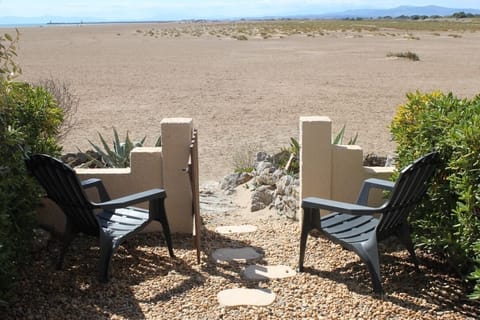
[81,178,110,202]
[302,197,377,215]
[356,178,394,206]
[93,188,166,210]
[81,178,102,188]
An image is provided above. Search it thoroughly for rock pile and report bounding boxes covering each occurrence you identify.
[221,151,300,220]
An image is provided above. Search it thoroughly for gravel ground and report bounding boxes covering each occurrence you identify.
[5,193,480,319]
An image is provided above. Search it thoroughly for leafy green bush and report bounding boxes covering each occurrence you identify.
[0,29,22,80]
[390,91,480,298]
[0,80,63,303]
[0,29,64,304]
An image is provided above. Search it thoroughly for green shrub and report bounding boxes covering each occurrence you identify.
[0,28,64,305]
[276,137,300,177]
[390,91,480,298]
[387,51,420,61]
[232,34,248,40]
[232,143,261,174]
[0,29,22,80]
[0,80,63,303]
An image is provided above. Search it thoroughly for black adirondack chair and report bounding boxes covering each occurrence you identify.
[26,154,175,282]
[298,152,440,294]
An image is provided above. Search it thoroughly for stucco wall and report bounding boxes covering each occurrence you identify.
[36,118,195,235]
[299,116,395,217]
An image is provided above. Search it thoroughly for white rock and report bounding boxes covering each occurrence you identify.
[243,264,297,280]
[217,288,275,306]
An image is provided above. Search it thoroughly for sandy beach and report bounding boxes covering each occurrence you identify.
[3,21,480,319]
[3,21,479,182]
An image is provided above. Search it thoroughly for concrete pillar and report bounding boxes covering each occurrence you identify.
[331,145,364,203]
[299,116,332,206]
[161,118,193,234]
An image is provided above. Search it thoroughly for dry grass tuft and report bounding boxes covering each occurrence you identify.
[387,51,420,61]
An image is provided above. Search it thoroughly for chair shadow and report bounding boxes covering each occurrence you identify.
[301,247,480,318]
[7,220,267,319]
[196,225,269,286]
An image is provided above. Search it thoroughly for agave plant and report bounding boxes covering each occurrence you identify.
[276,137,300,176]
[333,124,358,145]
[86,128,146,168]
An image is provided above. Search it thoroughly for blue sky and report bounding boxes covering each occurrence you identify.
[1,1,480,21]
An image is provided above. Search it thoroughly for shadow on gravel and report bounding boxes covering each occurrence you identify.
[5,222,267,319]
[301,250,480,318]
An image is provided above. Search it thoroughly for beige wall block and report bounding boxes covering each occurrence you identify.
[160,118,193,233]
[37,118,196,235]
[76,147,163,209]
[299,116,332,218]
[299,116,332,200]
[299,116,395,220]
[332,144,364,203]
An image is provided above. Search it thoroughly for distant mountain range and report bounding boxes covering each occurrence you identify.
[1,5,480,26]
[315,5,480,19]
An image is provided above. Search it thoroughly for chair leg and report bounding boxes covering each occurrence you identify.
[395,223,419,270]
[56,221,76,269]
[298,219,309,272]
[98,234,114,283]
[354,239,383,294]
[152,198,175,257]
[298,208,320,272]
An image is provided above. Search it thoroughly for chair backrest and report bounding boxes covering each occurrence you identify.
[377,152,440,237]
[26,154,100,236]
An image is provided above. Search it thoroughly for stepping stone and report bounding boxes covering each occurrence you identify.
[215,225,257,234]
[212,247,262,263]
[243,264,297,280]
[217,288,275,306]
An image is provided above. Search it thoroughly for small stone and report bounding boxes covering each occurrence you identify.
[255,161,273,174]
[243,264,297,280]
[217,288,275,306]
[220,173,241,190]
[255,152,269,162]
[251,186,274,211]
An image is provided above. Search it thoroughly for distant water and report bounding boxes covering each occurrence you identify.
[0,20,177,29]
[0,23,48,28]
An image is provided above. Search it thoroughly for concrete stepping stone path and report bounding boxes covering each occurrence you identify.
[243,264,296,280]
[215,225,257,234]
[212,247,262,263]
[212,224,286,307]
[217,288,276,306]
